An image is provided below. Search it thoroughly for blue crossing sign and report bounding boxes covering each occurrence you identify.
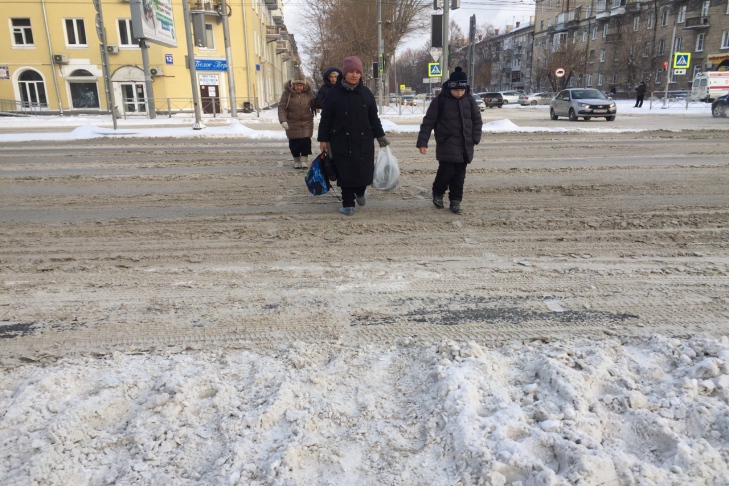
[673,52,691,69]
[428,63,442,77]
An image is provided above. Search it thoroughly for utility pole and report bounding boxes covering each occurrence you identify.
[442,0,449,80]
[468,15,476,86]
[220,0,237,117]
[377,0,384,110]
[662,16,677,109]
[93,0,117,129]
[139,39,156,119]
[182,0,204,129]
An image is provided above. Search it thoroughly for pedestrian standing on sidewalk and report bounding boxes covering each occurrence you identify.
[416,66,482,214]
[317,56,389,216]
[634,81,646,107]
[313,67,342,111]
[279,75,315,169]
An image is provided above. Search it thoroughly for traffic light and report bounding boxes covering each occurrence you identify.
[663,61,668,71]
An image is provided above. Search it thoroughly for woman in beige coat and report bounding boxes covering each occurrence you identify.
[278,77,315,169]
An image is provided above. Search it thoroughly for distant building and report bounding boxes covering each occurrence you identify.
[1,0,298,115]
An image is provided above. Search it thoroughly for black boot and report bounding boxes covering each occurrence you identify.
[449,200,462,214]
[432,191,444,209]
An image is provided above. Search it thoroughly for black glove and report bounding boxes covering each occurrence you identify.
[377,136,390,148]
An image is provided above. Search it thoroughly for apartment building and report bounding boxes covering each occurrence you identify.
[531,0,729,95]
[0,0,297,115]
[477,21,535,92]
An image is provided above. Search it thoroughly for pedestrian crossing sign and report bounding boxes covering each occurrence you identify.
[428,63,442,77]
[673,52,691,69]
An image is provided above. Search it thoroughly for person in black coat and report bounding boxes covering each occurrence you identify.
[313,67,342,111]
[318,56,389,216]
[635,81,647,107]
[416,67,483,214]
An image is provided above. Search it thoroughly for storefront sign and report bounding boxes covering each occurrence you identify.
[194,59,227,71]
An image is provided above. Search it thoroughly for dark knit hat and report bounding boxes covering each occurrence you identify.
[448,66,468,88]
[342,56,364,76]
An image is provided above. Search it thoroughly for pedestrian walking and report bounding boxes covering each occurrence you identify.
[416,66,483,214]
[317,56,389,216]
[634,81,646,107]
[313,67,342,111]
[278,75,315,169]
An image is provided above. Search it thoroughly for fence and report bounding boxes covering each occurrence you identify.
[648,91,709,110]
[0,98,48,116]
[378,99,430,116]
[119,96,261,119]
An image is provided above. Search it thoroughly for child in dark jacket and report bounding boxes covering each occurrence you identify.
[416,67,483,214]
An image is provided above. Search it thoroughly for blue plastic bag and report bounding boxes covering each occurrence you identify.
[305,153,331,196]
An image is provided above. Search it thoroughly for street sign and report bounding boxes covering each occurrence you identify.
[555,67,566,78]
[673,52,691,69]
[428,63,442,77]
[430,47,442,62]
[673,69,686,75]
[399,84,406,90]
[423,77,442,83]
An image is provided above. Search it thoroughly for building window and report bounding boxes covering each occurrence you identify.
[18,70,47,108]
[10,18,34,46]
[603,24,609,37]
[118,19,137,46]
[644,41,651,57]
[661,9,669,27]
[612,72,618,84]
[634,16,640,31]
[678,6,686,23]
[692,65,702,80]
[696,34,706,52]
[600,48,606,62]
[722,30,729,49]
[658,39,665,55]
[702,1,710,17]
[655,71,661,84]
[68,69,99,108]
[541,20,544,30]
[203,23,214,49]
[583,29,588,42]
[592,25,598,40]
[587,73,593,86]
[64,18,87,46]
[598,73,604,86]
[647,13,654,29]
[586,5,592,17]
[674,36,682,52]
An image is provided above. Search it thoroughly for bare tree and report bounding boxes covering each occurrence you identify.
[533,37,587,92]
[299,0,431,89]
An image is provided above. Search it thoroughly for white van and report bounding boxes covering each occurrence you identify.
[691,72,729,102]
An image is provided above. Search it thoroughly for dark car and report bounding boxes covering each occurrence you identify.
[479,92,504,108]
[711,93,728,118]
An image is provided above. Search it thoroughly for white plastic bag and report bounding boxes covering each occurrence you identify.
[372,146,400,192]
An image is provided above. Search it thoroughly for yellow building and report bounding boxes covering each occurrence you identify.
[0,0,297,115]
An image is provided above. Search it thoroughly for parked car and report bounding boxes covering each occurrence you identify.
[401,95,418,106]
[549,88,617,121]
[472,93,486,111]
[478,92,504,108]
[518,92,553,106]
[389,93,397,104]
[711,93,728,117]
[499,90,522,104]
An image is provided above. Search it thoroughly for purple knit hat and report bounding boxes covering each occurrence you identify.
[342,56,364,76]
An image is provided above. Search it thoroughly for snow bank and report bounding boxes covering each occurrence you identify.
[2,335,728,485]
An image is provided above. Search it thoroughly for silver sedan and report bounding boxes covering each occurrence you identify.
[550,88,617,121]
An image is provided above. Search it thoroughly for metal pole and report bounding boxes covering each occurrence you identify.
[182,0,204,128]
[220,0,237,117]
[139,39,156,119]
[662,21,677,109]
[41,0,64,115]
[241,0,254,114]
[442,0,450,80]
[93,0,117,129]
[377,0,384,110]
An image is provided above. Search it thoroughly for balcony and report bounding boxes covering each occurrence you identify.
[191,0,220,13]
[596,8,611,20]
[684,17,710,29]
[605,33,621,43]
[625,1,641,12]
[266,25,280,43]
[275,40,287,54]
[264,0,278,10]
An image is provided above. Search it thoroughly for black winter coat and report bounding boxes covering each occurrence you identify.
[317,79,386,187]
[313,67,342,110]
[417,84,483,164]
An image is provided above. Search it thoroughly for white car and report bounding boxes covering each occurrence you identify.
[499,90,522,104]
